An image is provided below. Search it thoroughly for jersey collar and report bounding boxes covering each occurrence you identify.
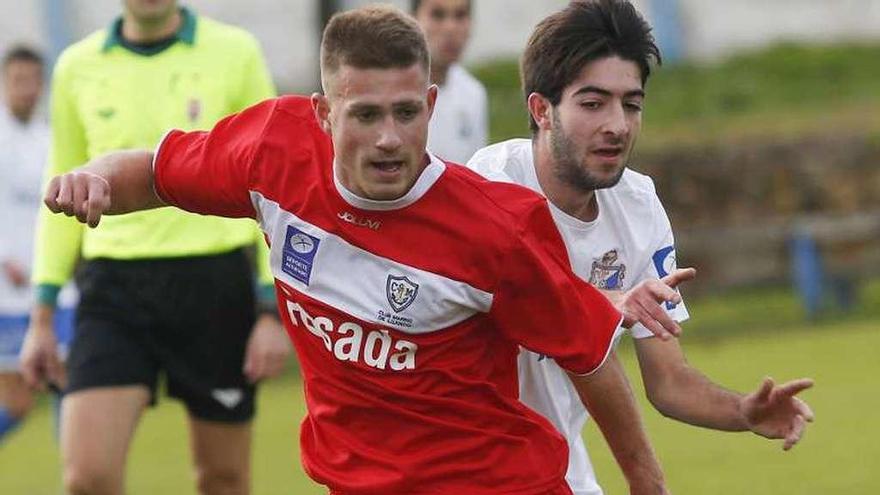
[333,152,446,211]
[102,7,197,55]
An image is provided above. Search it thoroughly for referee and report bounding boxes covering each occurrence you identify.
[19,2,288,494]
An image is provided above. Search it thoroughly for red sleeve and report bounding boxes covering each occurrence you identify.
[153,98,278,218]
[490,200,623,375]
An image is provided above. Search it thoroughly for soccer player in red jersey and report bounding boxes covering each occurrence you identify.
[36,6,668,494]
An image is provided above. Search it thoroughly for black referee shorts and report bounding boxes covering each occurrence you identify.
[66,249,257,423]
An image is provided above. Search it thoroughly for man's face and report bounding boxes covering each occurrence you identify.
[315,63,437,201]
[415,0,471,70]
[3,60,42,122]
[546,56,644,191]
[123,0,177,23]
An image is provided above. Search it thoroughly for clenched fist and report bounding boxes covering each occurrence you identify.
[44,171,111,228]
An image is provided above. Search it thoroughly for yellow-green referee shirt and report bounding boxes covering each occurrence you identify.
[34,7,276,303]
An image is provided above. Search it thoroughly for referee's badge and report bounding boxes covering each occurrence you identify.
[187,97,202,123]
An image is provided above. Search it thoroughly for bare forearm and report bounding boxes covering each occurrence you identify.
[81,150,163,214]
[636,341,748,431]
[569,354,666,493]
[653,366,746,431]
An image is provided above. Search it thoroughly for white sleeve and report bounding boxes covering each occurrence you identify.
[465,145,514,184]
[630,195,690,339]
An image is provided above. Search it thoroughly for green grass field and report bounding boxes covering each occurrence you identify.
[1,284,877,494]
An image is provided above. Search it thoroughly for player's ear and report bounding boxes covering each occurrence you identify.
[426,83,438,120]
[527,92,553,132]
[311,92,332,135]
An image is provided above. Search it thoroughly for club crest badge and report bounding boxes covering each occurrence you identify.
[386,275,419,313]
[589,249,627,290]
[187,97,202,123]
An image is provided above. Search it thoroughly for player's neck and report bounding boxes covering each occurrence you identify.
[122,10,182,44]
[9,106,34,125]
[532,139,599,222]
[430,63,451,86]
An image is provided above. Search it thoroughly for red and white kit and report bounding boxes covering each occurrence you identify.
[154,96,623,495]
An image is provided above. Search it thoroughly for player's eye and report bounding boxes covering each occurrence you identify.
[624,101,643,112]
[580,100,602,110]
[395,107,419,122]
[430,9,446,21]
[355,110,380,123]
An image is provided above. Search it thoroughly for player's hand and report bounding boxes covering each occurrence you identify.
[243,314,291,384]
[2,259,28,287]
[44,170,111,228]
[612,267,696,340]
[19,307,66,392]
[741,377,815,450]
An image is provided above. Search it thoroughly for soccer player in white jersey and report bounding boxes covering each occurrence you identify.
[0,46,75,443]
[467,1,816,494]
[413,0,488,163]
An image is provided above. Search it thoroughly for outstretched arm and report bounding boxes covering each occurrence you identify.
[569,354,668,495]
[635,337,815,450]
[43,150,164,227]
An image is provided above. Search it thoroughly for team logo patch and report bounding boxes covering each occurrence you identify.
[187,97,202,123]
[97,107,116,119]
[211,388,243,409]
[652,245,678,309]
[282,226,321,285]
[386,275,419,313]
[589,249,627,290]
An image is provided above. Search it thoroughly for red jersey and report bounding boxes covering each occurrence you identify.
[154,96,623,495]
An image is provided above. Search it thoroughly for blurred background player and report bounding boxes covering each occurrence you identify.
[469,1,815,494]
[413,0,487,163]
[0,45,75,444]
[18,1,289,494]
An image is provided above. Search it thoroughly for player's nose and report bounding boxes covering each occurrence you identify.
[375,122,403,152]
[601,103,628,138]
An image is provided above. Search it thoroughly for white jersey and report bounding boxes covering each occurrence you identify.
[0,108,50,314]
[467,139,689,495]
[427,64,488,164]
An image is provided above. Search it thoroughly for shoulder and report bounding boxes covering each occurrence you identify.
[248,95,331,167]
[467,139,532,184]
[260,95,323,139]
[600,168,672,236]
[606,168,660,204]
[194,15,263,54]
[54,30,107,74]
[442,163,551,234]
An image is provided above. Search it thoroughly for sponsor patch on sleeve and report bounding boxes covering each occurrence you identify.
[652,245,678,310]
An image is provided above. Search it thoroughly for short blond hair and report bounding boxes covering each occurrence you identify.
[321,4,430,80]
